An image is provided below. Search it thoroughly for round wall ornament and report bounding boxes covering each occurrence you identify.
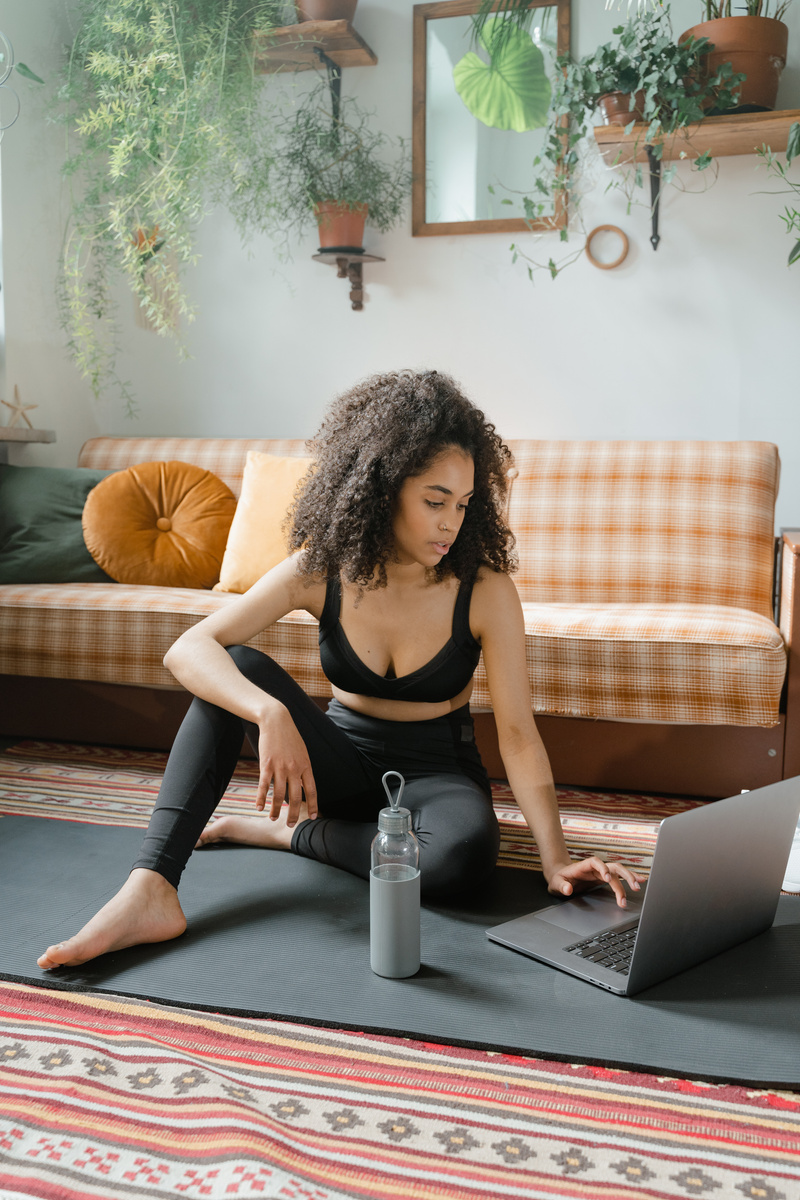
[585,225,629,270]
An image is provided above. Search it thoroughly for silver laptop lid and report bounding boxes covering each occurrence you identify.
[626,777,800,992]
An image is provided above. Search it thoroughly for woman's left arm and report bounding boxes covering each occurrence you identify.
[472,570,641,908]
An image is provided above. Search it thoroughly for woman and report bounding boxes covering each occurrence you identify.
[38,370,638,969]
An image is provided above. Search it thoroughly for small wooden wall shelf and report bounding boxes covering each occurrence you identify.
[594,107,800,165]
[253,20,377,72]
[0,427,56,464]
[312,251,384,310]
[0,427,55,445]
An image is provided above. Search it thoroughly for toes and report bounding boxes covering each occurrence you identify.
[37,942,72,969]
[195,825,221,848]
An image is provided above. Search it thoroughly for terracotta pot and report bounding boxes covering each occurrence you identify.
[296,0,357,21]
[314,201,368,251]
[680,16,789,111]
[597,90,646,126]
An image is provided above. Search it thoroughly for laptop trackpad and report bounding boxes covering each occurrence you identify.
[534,891,639,938]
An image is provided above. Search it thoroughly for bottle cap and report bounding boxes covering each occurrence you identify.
[378,771,412,834]
[378,804,413,834]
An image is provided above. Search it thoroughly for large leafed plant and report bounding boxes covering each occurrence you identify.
[454,16,553,133]
[58,0,283,413]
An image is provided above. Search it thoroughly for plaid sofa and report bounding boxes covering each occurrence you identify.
[1,437,796,794]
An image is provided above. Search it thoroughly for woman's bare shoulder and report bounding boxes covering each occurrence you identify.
[472,564,518,599]
[470,566,521,634]
[284,551,328,616]
[232,552,328,618]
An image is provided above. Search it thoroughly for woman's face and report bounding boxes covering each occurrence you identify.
[391,447,475,569]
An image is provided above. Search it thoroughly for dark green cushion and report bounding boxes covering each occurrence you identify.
[0,464,115,584]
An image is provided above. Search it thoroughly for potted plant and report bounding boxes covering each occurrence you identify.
[500,4,743,277]
[296,0,358,20]
[56,0,286,413]
[267,80,412,253]
[680,1,791,112]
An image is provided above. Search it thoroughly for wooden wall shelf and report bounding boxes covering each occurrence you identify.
[0,427,55,444]
[0,427,56,464]
[594,107,800,165]
[253,20,377,73]
[312,251,384,310]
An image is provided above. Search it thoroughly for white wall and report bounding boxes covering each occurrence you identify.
[0,4,106,467]
[2,0,799,527]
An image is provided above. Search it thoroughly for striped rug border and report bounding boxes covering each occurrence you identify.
[0,740,708,876]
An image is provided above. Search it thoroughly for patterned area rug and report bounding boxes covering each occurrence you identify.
[0,740,708,876]
[1,980,799,1200]
[5,740,792,1200]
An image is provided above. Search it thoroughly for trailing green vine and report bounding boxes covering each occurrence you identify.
[57,0,284,414]
[758,121,800,266]
[498,5,743,280]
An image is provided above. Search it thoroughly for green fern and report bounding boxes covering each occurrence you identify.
[56,0,285,411]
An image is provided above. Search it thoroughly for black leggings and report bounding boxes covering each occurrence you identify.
[132,646,500,901]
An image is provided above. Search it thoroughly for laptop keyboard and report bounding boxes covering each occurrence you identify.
[563,921,639,975]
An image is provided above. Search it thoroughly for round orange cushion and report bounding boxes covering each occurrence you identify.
[82,460,237,589]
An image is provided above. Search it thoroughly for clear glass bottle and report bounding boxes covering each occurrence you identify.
[370,771,420,978]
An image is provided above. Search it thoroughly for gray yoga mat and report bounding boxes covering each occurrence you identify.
[1,815,799,1087]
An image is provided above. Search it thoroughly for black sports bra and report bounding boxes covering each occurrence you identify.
[318,576,481,703]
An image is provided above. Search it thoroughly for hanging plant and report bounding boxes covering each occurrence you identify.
[57,0,284,414]
[500,4,744,279]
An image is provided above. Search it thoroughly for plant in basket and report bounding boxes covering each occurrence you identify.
[268,79,412,254]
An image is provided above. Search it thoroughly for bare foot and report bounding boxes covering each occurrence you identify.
[195,805,308,853]
[37,868,186,970]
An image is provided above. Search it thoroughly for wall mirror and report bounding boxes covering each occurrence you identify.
[412,0,570,236]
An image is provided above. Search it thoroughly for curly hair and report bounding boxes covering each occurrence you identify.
[288,369,516,588]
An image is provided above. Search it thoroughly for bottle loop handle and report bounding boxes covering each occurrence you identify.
[381,770,405,812]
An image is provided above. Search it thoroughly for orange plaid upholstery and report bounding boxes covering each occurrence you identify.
[780,540,797,651]
[469,603,784,725]
[505,441,779,620]
[0,583,330,695]
[1,436,786,728]
[78,438,310,499]
[0,586,783,725]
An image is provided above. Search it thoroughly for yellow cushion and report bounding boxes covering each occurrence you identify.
[214,452,313,593]
[82,460,237,589]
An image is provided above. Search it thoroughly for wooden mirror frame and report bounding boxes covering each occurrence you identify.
[412,0,571,237]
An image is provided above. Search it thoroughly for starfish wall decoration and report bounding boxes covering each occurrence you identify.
[1,385,37,429]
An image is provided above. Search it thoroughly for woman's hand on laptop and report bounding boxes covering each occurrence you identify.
[547,857,643,909]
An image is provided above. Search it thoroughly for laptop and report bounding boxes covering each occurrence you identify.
[486,777,800,996]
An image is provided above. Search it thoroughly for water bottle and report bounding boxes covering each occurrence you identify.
[370,771,420,978]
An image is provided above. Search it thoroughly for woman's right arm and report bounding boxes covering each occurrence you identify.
[163,553,325,826]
